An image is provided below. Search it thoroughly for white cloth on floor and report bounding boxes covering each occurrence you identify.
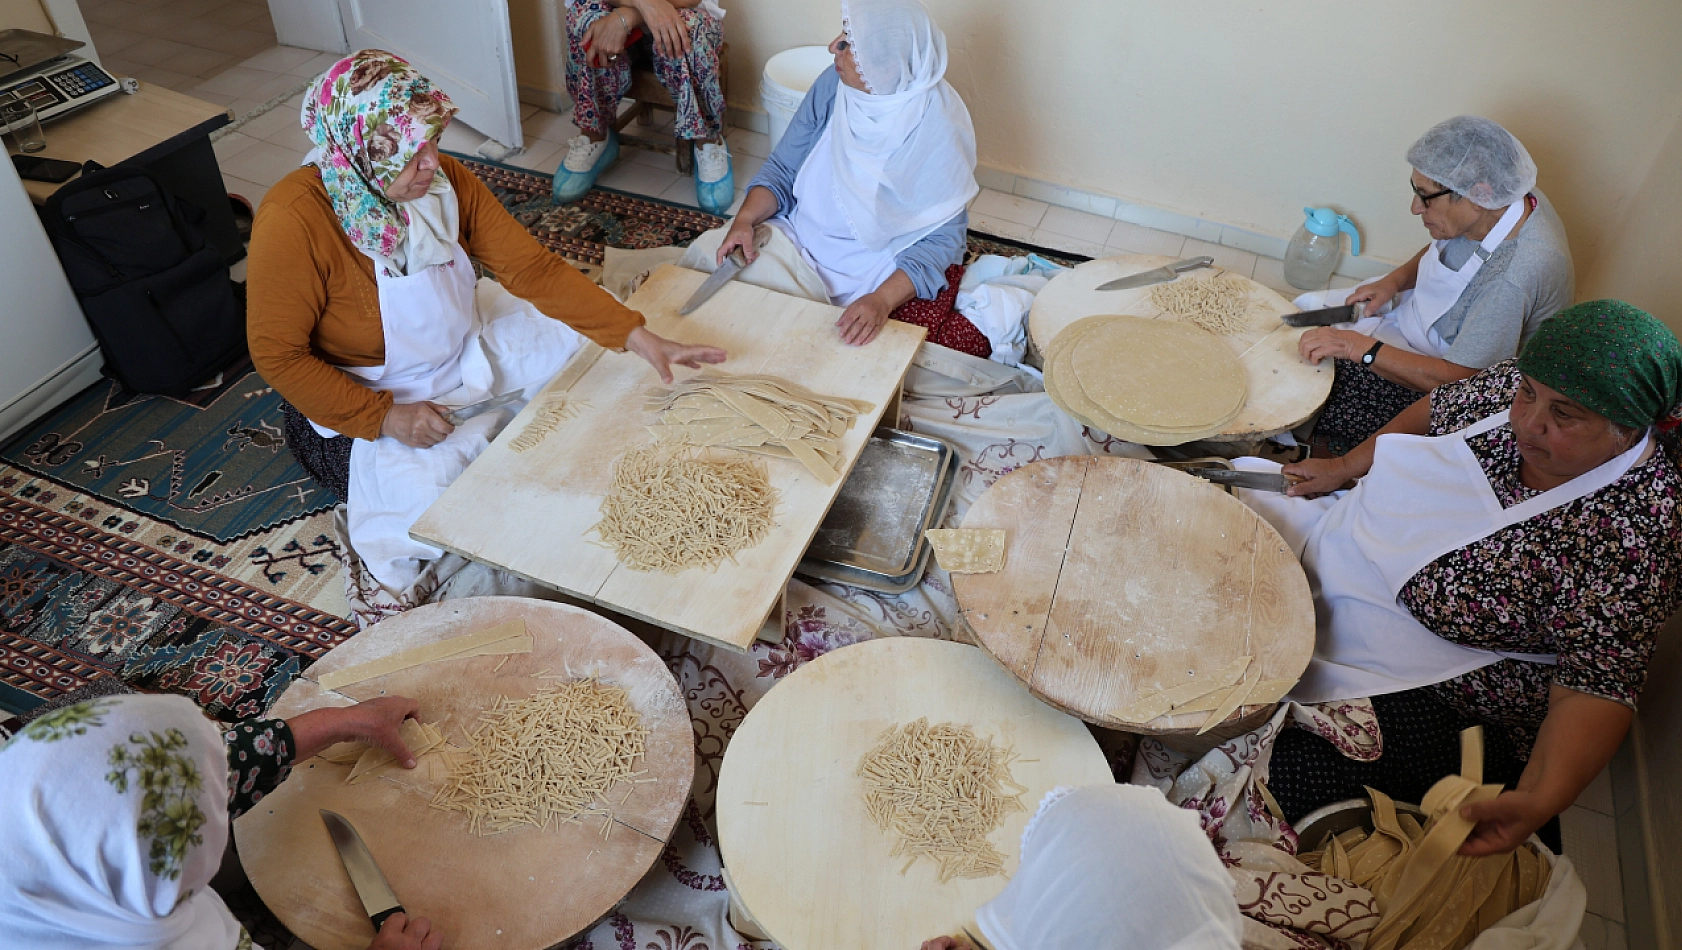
[954,253,1065,366]
[976,784,1244,950]
[0,694,244,950]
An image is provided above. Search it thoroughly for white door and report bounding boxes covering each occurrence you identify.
[336,0,524,149]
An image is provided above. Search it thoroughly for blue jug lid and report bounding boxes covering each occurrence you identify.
[1303,207,1341,237]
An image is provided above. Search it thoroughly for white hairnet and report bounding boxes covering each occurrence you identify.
[975,785,1244,950]
[1406,115,1537,210]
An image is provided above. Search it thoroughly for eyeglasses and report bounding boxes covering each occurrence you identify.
[1411,184,1455,206]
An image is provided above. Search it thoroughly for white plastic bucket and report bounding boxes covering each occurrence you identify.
[761,45,833,152]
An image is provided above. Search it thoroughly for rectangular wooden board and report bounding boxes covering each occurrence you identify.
[410,264,924,651]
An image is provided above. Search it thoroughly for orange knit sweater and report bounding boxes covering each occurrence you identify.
[247,155,641,441]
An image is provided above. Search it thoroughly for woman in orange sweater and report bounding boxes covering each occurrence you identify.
[249,50,723,608]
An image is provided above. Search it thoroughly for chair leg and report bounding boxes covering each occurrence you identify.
[675,136,694,175]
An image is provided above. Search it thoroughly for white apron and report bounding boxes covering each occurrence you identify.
[783,124,906,306]
[1307,198,1527,358]
[1235,411,1650,704]
[323,202,585,595]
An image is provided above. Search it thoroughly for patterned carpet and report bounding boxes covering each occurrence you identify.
[1,167,1086,722]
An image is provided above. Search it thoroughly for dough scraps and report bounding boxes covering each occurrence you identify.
[1149,271,1258,336]
[924,528,1007,573]
[593,444,778,573]
[432,678,650,836]
[646,373,874,485]
[1110,655,1254,725]
[857,718,1027,883]
[316,620,532,689]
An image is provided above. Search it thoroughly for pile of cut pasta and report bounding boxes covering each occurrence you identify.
[645,373,873,485]
[1150,271,1257,335]
[857,718,1027,883]
[1299,729,1553,950]
[509,394,582,453]
[592,444,778,573]
[432,678,650,836]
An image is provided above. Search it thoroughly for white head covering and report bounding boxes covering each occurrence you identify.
[976,785,1245,950]
[831,0,979,253]
[0,695,246,950]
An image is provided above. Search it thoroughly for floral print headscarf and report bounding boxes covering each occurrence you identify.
[302,49,459,261]
[0,694,247,949]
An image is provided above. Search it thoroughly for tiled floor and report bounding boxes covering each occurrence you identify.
[1568,766,1631,949]
[82,0,278,92]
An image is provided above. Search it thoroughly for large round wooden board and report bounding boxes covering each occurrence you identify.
[1028,255,1332,441]
[716,637,1111,950]
[234,597,695,950]
[954,457,1315,733]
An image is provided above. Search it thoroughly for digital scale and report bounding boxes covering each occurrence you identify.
[0,29,121,135]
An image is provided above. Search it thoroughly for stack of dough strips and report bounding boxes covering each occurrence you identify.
[592,444,778,573]
[645,372,873,485]
[1149,271,1256,335]
[856,717,1027,883]
[509,394,583,453]
[432,678,649,836]
[1299,728,1553,950]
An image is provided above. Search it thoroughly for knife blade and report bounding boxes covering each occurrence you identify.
[1282,303,1361,327]
[1183,467,1302,493]
[442,390,521,426]
[320,809,407,929]
[679,224,772,314]
[1095,255,1215,291]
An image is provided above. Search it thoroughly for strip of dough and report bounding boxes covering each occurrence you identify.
[316,619,530,689]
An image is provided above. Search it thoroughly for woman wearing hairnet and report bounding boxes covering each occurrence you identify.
[1295,116,1573,455]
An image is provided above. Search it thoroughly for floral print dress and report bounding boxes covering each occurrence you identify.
[223,718,296,819]
[1403,359,1682,754]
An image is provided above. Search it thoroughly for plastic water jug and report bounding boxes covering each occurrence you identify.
[1283,207,1361,291]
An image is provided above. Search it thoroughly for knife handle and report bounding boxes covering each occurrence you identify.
[370,906,407,930]
[1172,256,1215,273]
[726,246,749,269]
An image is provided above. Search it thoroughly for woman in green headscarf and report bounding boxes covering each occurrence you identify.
[1233,301,1682,855]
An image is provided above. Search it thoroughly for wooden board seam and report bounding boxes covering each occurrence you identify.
[1025,456,1093,685]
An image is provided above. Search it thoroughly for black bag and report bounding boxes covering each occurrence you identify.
[42,165,246,396]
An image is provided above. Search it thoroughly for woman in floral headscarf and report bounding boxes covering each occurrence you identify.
[248,50,725,609]
[0,693,437,949]
[1236,300,1682,856]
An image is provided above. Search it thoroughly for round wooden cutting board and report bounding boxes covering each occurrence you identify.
[1028,255,1332,441]
[234,597,694,950]
[954,457,1315,734]
[716,637,1111,950]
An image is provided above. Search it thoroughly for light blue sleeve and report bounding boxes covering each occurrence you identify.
[895,211,969,300]
[744,68,839,214]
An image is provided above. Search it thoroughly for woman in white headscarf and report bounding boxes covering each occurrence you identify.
[917,784,1244,950]
[0,693,439,950]
[699,0,984,353]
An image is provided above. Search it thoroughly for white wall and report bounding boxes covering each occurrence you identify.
[718,0,1682,280]
[268,0,348,54]
[0,160,101,442]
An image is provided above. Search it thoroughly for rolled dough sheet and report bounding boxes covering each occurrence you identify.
[315,619,531,689]
[1069,317,1247,429]
[924,529,1008,573]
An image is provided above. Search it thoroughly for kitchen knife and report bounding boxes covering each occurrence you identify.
[679,224,772,314]
[442,390,521,426]
[320,809,407,929]
[1183,467,1302,493]
[1095,256,1214,291]
[1282,303,1361,327]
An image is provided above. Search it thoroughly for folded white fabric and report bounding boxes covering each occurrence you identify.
[955,254,1065,366]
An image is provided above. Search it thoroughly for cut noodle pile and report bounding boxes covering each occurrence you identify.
[1150,272,1256,335]
[509,394,582,453]
[593,444,777,573]
[857,718,1027,882]
[432,679,650,836]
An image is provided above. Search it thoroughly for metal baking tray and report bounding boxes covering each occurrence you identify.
[798,428,958,593]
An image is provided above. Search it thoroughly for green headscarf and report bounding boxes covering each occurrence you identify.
[1516,300,1682,430]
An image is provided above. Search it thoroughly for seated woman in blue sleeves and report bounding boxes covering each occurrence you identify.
[706,0,987,355]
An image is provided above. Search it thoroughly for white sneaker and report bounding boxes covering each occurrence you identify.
[562,135,610,173]
[696,142,730,184]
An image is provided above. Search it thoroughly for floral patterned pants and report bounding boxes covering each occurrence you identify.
[565,0,725,141]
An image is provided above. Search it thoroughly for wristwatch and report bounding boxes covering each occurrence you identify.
[1361,341,1384,366]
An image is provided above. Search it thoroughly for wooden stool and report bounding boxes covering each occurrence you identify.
[613,42,730,174]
